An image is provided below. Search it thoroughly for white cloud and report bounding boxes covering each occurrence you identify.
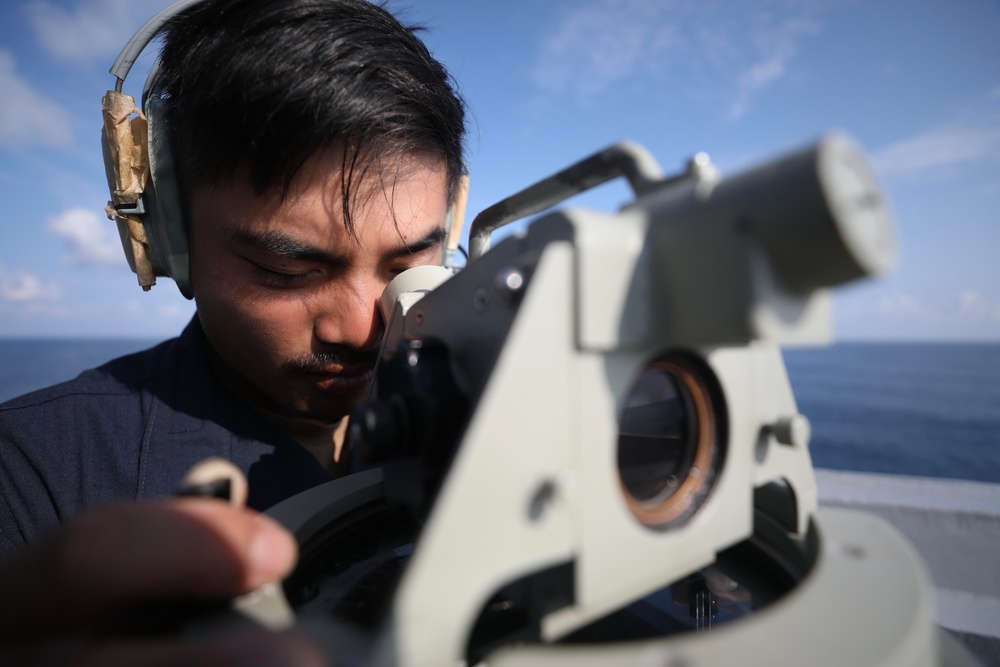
[875,292,924,316]
[46,207,125,267]
[727,17,820,120]
[530,0,827,116]
[0,50,73,147]
[872,121,1000,178]
[24,0,167,63]
[0,266,60,303]
[960,290,985,313]
[837,289,1000,340]
[959,290,1000,322]
[531,0,671,100]
[865,291,1000,323]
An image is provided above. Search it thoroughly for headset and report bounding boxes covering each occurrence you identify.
[102,0,201,297]
[102,0,469,299]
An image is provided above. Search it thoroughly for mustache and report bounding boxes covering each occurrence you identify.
[283,345,381,374]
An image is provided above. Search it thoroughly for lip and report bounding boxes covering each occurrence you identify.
[310,366,376,394]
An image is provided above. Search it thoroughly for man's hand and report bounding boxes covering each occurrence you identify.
[0,499,326,666]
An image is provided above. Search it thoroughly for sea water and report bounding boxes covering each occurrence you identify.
[0,339,997,483]
[0,338,159,406]
[784,342,1000,483]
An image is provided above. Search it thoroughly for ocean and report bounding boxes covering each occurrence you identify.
[0,338,160,405]
[783,342,1000,484]
[0,339,997,484]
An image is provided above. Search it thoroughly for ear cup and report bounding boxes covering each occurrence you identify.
[103,0,202,299]
[141,63,192,298]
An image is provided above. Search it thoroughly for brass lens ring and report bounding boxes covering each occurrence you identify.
[617,356,720,529]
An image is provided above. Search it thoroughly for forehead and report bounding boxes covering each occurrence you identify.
[192,149,449,246]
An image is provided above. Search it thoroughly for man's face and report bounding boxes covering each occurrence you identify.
[189,150,449,422]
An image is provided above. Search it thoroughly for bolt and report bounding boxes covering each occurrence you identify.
[528,480,556,521]
[771,414,811,448]
[843,544,866,559]
[473,286,489,313]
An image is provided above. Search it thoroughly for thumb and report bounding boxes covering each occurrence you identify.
[0,499,297,641]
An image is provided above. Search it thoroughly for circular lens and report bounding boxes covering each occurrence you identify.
[617,357,719,528]
[618,369,692,501]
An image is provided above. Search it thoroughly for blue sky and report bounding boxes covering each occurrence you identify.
[0,0,997,340]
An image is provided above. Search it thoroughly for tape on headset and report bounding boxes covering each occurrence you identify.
[101,90,157,290]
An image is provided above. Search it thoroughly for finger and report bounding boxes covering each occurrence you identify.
[0,629,329,667]
[0,499,297,639]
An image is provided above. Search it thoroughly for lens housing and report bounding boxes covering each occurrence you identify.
[617,356,721,528]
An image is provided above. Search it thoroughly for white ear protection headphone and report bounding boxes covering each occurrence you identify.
[102,0,203,298]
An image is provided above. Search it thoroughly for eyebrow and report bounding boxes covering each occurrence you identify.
[231,226,446,265]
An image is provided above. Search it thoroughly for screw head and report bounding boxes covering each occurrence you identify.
[771,414,811,448]
[473,286,489,312]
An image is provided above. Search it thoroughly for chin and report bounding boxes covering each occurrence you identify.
[295,393,361,424]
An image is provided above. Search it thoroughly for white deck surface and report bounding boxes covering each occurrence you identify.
[815,469,1000,642]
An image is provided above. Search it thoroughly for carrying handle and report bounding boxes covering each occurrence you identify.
[467,142,667,261]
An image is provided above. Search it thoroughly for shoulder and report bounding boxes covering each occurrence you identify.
[0,322,205,554]
[0,317,218,455]
[0,336,180,483]
[0,339,173,415]
[0,315,212,417]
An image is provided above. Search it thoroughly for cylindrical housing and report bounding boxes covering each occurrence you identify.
[707,133,894,293]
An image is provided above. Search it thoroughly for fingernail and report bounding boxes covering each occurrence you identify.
[249,515,297,584]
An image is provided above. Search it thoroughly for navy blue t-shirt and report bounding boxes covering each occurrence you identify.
[0,317,331,557]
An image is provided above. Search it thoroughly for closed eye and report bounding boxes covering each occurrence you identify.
[251,263,320,288]
[387,250,442,278]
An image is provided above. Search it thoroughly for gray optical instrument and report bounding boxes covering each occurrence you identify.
[197,135,979,666]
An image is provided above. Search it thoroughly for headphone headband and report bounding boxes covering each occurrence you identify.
[109,0,203,87]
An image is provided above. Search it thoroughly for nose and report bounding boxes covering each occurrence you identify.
[313,278,386,352]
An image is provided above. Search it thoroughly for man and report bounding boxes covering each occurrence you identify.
[0,0,465,662]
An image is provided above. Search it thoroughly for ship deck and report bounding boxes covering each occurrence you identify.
[816,470,1000,666]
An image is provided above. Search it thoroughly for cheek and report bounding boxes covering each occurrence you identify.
[194,268,315,372]
[214,294,310,350]
[193,243,297,342]
[244,298,312,352]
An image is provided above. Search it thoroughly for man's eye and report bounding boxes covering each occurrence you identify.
[252,264,316,287]
[388,256,438,278]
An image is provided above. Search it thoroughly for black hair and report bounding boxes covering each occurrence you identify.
[155,0,466,234]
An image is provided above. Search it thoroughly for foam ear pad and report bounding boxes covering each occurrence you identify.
[141,63,192,298]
